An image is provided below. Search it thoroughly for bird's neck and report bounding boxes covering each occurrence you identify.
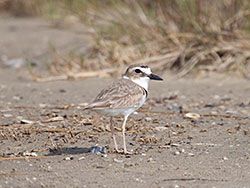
[123,76,149,91]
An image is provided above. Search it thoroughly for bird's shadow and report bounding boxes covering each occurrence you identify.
[46,146,93,156]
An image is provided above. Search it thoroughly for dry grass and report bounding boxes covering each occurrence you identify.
[2,0,250,78]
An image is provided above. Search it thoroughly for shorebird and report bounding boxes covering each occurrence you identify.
[84,65,163,154]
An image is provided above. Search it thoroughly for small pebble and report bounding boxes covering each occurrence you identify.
[114,158,123,163]
[213,95,220,99]
[39,103,48,108]
[135,178,143,183]
[101,154,108,158]
[64,156,73,161]
[59,89,66,93]
[145,117,152,122]
[147,157,154,162]
[223,157,228,161]
[211,122,217,126]
[78,156,85,160]
[188,153,195,156]
[225,110,238,115]
[184,112,201,120]
[174,151,180,155]
[155,126,168,131]
[47,166,52,171]
[220,96,231,101]
[13,96,21,100]
[211,111,218,115]
[172,131,177,135]
[79,103,89,107]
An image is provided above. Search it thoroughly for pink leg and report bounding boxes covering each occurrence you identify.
[110,117,122,153]
[122,115,132,154]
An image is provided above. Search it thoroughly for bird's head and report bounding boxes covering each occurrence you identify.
[123,65,163,90]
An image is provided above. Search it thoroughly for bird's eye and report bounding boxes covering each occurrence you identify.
[135,69,141,73]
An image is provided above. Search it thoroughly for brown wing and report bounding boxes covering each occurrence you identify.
[86,79,146,109]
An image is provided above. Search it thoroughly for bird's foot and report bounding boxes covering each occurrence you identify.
[123,151,133,155]
[114,148,123,154]
[123,149,133,155]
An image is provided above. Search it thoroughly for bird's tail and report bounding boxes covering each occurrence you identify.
[81,101,106,110]
[80,102,92,111]
[82,106,91,111]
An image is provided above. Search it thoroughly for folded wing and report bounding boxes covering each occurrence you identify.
[85,79,146,110]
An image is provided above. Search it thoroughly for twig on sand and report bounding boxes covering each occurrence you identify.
[33,68,116,82]
[162,177,228,182]
[0,155,48,161]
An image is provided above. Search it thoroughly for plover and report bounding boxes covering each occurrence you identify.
[84,65,163,154]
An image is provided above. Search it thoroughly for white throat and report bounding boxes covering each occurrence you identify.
[130,77,149,91]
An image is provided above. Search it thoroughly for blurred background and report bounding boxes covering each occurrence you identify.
[1,0,250,80]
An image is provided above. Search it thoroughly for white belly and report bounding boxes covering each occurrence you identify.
[95,107,136,117]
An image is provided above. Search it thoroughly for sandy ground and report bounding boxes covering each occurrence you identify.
[0,70,250,188]
[0,17,250,188]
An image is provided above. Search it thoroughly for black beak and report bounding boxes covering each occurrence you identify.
[148,73,163,81]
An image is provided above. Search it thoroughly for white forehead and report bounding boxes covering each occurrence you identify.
[133,66,152,75]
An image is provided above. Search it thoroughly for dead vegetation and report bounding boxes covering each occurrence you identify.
[2,0,250,79]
